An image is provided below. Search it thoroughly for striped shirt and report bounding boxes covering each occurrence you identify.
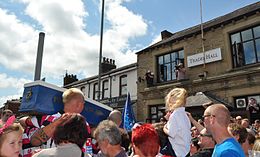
[21,113,92,157]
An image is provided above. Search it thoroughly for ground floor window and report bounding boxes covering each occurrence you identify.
[147,105,165,123]
[234,94,260,122]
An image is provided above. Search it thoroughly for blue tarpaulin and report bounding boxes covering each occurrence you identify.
[20,81,112,126]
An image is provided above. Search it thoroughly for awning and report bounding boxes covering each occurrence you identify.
[186,92,233,109]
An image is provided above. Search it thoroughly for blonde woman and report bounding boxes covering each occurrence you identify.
[162,88,191,157]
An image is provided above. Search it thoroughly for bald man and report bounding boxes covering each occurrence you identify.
[108,110,122,127]
[203,104,245,157]
[108,110,130,152]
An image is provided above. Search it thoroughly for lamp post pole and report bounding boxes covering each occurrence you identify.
[98,0,105,101]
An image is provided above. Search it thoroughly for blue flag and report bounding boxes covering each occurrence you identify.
[122,92,136,131]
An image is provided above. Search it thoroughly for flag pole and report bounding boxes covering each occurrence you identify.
[200,0,205,69]
[98,0,105,101]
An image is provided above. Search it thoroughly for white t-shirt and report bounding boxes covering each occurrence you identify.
[32,143,82,157]
[167,107,191,157]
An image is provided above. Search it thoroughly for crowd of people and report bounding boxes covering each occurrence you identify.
[0,87,260,157]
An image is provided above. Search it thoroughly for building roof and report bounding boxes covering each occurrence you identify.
[64,62,137,88]
[136,2,260,54]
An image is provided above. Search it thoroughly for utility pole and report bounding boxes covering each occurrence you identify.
[98,0,105,101]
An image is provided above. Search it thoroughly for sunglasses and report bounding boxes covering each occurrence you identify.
[202,114,215,121]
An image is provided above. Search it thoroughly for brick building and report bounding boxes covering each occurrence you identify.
[136,2,260,123]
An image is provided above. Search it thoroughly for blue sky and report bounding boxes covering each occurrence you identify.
[0,0,259,107]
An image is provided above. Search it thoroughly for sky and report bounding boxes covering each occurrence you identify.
[0,0,259,107]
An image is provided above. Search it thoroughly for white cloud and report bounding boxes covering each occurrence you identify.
[104,0,147,49]
[23,0,87,35]
[0,73,31,107]
[149,34,161,46]
[0,73,31,90]
[0,8,38,73]
[0,0,148,80]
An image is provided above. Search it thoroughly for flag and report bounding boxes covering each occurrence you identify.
[122,92,136,131]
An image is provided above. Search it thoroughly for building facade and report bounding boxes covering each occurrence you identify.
[136,2,260,123]
[64,62,137,112]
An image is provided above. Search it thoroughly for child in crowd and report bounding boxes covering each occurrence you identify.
[162,88,191,157]
[0,116,24,157]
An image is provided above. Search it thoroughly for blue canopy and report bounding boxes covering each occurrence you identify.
[20,81,112,125]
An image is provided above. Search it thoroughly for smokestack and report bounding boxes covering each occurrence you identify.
[34,32,45,81]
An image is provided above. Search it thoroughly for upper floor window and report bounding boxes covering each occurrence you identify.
[157,49,184,82]
[119,75,127,96]
[102,80,109,99]
[93,83,99,100]
[230,25,260,67]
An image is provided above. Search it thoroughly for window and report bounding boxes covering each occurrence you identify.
[119,75,127,96]
[147,105,165,123]
[157,49,184,82]
[230,25,260,67]
[234,95,260,111]
[102,80,109,99]
[234,94,260,122]
[93,83,99,100]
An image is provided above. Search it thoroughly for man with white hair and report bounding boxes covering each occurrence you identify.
[203,104,245,157]
[94,120,127,157]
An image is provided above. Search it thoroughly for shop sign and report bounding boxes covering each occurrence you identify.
[100,95,127,108]
[187,48,222,67]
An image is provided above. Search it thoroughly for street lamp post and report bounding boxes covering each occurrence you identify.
[98,0,105,101]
